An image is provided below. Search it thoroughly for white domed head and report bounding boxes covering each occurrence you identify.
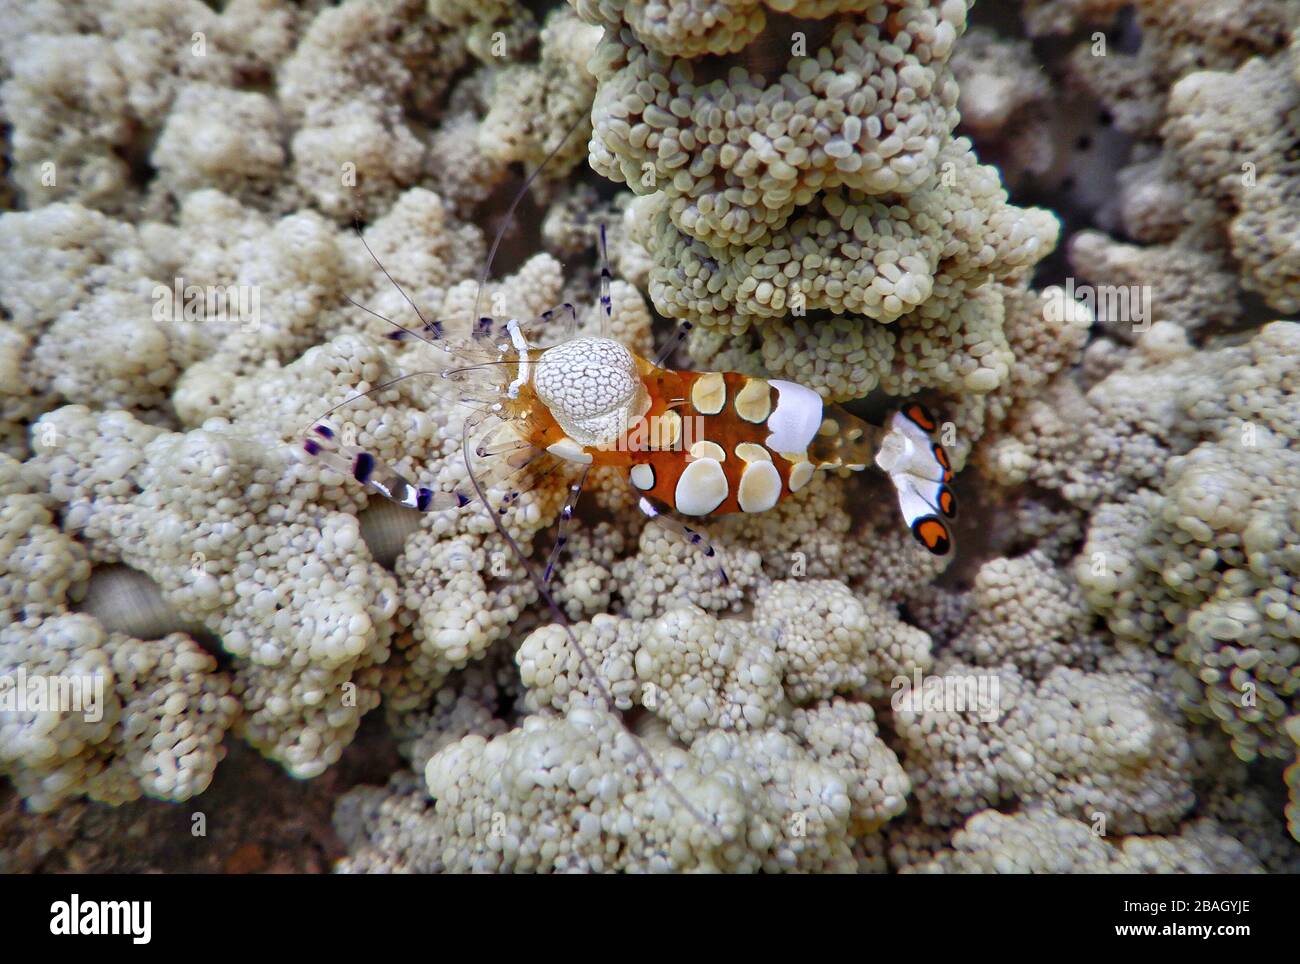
[533,337,649,448]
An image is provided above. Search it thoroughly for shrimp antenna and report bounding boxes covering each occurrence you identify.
[297,370,494,443]
[472,111,589,334]
[299,216,489,440]
[460,421,722,840]
[344,295,442,350]
[440,355,572,380]
[352,218,433,333]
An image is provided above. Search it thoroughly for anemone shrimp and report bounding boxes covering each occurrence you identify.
[300,128,958,831]
[305,220,957,569]
[306,226,957,569]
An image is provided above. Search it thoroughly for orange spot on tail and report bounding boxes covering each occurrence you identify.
[913,517,951,555]
[938,487,956,518]
[905,403,936,432]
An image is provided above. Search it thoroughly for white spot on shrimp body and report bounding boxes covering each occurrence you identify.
[765,380,823,454]
[674,457,728,515]
[788,461,815,492]
[688,440,726,462]
[630,463,655,490]
[738,460,782,513]
[546,436,593,464]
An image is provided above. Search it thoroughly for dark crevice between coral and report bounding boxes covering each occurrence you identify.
[0,716,403,873]
[470,170,549,282]
[114,117,159,197]
[690,14,838,87]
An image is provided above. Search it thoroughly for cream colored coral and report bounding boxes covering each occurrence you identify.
[480,8,601,176]
[1164,52,1300,313]
[590,9,966,248]
[950,551,1102,679]
[791,698,909,829]
[582,0,1059,411]
[144,190,365,401]
[517,569,929,798]
[1057,3,1297,319]
[1285,716,1299,842]
[0,469,90,623]
[0,202,157,335]
[1079,435,1300,764]
[388,660,512,774]
[911,807,1116,873]
[98,629,240,803]
[911,807,1263,873]
[0,0,307,214]
[572,0,764,59]
[545,522,625,620]
[28,403,399,778]
[892,661,1023,823]
[1037,322,1300,767]
[1,612,238,812]
[334,771,443,873]
[0,324,47,458]
[420,701,744,871]
[152,83,286,200]
[985,321,1266,507]
[519,605,783,743]
[1068,229,1242,334]
[895,658,1197,832]
[33,290,178,416]
[951,27,1051,138]
[1,613,121,812]
[403,697,893,871]
[636,605,785,740]
[756,578,931,702]
[999,666,1196,833]
[611,519,763,619]
[1,34,133,210]
[280,0,468,218]
[426,111,511,216]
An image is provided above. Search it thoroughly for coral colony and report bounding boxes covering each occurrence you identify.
[0,0,1297,874]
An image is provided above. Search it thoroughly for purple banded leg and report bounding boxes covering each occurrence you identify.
[597,224,612,337]
[304,426,470,512]
[348,220,468,356]
[636,496,729,586]
[476,437,534,459]
[475,447,564,517]
[653,321,694,368]
[544,467,589,584]
[541,302,579,340]
[383,317,445,343]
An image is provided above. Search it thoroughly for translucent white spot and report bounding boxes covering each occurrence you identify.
[738,461,782,513]
[546,437,593,464]
[788,461,815,492]
[765,380,823,453]
[674,458,728,516]
[630,463,655,490]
